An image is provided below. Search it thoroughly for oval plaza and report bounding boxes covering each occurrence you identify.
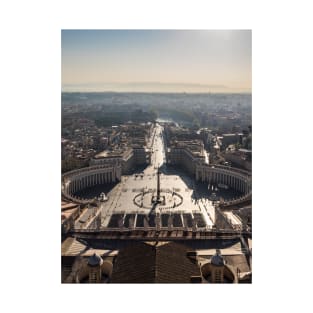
[62,123,252,284]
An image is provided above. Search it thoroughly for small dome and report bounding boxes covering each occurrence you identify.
[88,253,103,267]
[211,250,224,266]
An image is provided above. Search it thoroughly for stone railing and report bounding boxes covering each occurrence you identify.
[220,193,252,207]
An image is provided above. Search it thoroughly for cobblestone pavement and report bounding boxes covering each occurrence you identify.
[100,124,217,228]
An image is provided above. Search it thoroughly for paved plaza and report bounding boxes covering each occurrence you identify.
[99,124,216,229]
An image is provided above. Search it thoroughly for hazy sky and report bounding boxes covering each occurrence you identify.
[62,30,251,93]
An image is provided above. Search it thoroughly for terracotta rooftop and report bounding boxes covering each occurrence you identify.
[61,202,78,211]
[111,241,200,283]
[61,207,78,220]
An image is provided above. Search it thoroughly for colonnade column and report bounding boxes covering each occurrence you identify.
[112,167,116,182]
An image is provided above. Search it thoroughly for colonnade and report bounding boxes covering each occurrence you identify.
[196,165,252,196]
[62,165,122,201]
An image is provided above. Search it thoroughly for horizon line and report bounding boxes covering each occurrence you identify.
[61,90,252,95]
[61,82,251,94]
